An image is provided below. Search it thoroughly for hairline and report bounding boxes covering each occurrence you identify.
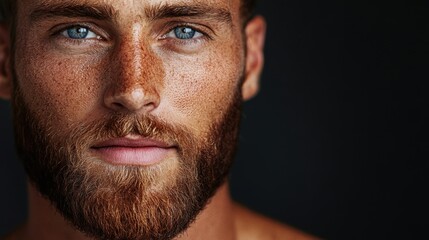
[0,0,256,26]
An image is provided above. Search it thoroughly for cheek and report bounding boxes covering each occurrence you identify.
[14,46,104,125]
[160,41,244,131]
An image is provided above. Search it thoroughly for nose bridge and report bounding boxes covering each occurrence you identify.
[116,24,152,90]
[104,24,164,112]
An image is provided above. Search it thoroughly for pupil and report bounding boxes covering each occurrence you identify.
[175,27,195,39]
[68,27,88,39]
[182,28,192,33]
[77,28,86,34]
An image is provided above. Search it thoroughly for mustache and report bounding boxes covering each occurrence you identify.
[61,113,195,152]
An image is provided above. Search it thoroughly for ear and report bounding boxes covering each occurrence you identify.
[242,16,266,101]
[0,23,12,100]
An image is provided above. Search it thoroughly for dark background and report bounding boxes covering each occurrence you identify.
[1,1,426,239]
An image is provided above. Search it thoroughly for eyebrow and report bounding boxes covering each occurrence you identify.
[30,3,117,21]
[145,3,233,26]
[29,2,233,26]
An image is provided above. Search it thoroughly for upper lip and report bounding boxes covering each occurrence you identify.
[92,136,174,149]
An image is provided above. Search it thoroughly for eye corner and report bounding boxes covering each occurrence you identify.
[164,23,213,39]
[48,24,112,53]
[51,22,111,42]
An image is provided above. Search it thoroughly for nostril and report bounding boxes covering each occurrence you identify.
[112,102,124,110]
[104,87,159,113]
[142,102,156,111]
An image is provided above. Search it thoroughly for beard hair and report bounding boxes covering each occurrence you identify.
[12,82,242,240]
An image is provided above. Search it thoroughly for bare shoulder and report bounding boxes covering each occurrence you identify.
[233,203,320,240]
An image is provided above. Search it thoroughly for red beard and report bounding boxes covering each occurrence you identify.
[13,84,242,240]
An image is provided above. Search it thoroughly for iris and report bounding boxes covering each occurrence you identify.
[174,27,196,39]
[66,27,90,39]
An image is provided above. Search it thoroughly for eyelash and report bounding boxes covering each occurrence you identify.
[51,22,213,53]
[52,23,105,45]
[162,24,211,41]
[156,23,213,52]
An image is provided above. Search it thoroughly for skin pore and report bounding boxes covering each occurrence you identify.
[0,0,317,239]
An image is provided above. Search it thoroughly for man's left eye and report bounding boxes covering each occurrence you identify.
[166,26,203,40]
[61,26,99,40]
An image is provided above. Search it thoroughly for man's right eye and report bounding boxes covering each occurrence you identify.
[61,26,99,40]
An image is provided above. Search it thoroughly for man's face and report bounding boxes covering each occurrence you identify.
[0,0,264,239]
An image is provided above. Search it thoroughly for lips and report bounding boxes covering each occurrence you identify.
[91,135,177,166]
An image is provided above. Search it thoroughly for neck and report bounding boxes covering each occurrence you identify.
[20,182,236,240]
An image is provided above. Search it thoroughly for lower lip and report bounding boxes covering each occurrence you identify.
[91,147,175,166]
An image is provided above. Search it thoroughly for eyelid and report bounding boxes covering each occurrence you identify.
[50,22,109,41]
[159,22,214,40]
[165,26,203,40]
[60,26,99,39]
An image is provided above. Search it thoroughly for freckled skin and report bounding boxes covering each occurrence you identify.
[14,0,244,138]
[0,0,319,239]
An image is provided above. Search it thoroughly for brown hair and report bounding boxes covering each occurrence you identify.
[0,0,256,24]
[0,0,15,24]
[241,0,256,24]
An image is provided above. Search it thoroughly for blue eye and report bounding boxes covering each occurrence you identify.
[166,26,203,40]
[174,27,196,39]
[61,26,98,39]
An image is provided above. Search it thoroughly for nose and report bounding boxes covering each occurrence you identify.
[104,86,156,112]
[103,31,162,113]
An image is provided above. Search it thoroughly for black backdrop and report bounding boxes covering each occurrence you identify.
[0,1,426,239]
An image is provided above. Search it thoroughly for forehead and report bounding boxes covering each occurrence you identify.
[17,0,242,22]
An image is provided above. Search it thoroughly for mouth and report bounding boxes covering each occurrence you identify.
[91,135,177,166]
